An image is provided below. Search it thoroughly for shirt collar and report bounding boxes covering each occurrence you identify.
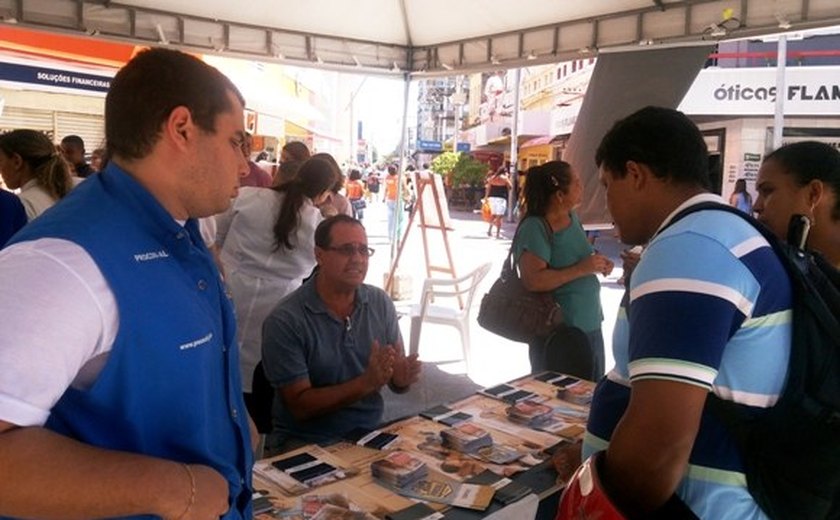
[100,162,194,242]
[20,179,39,192]
[301,276,370,316]
[652,192,726,239]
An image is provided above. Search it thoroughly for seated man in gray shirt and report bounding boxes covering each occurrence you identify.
[262,214,421,452]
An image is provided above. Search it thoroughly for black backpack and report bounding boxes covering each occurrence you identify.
[667,202,840,520]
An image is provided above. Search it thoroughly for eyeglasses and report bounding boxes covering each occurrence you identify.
[323,244,375,257]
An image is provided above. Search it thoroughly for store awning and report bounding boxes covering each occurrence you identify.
[520,136,554,149]
[285,120,343,142]
[486,134,542,147]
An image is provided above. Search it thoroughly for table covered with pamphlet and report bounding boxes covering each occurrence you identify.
[251,371,593,520]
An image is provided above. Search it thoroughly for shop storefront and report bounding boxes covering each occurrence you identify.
[0,54,114,150]
[679,65,840,201]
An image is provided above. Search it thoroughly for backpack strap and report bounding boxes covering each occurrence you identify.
[664,200,840,426]
[661,201,778,247]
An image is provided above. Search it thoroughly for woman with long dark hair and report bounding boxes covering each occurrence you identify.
[0,129,73,221]
[514,161,614,379]
[216,157,337,425]
[310,152,352,218]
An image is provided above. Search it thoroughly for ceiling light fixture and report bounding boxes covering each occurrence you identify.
[526,51,537,60]
[391,61,401,73]
[352,55,362,67]
[490,54,501,65]
[441,62,454,71]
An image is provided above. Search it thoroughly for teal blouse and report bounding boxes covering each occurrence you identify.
[513,213,603,333]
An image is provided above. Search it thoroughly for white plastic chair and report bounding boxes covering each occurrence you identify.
[408,262,493,370]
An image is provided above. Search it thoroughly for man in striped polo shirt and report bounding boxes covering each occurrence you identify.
[583,107,792,519]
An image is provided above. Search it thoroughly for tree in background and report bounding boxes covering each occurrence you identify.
[431,152,488,209]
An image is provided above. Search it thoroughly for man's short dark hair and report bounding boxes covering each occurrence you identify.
[315,215,364,248]
[105,47,244,160]
[595,106,710,187]
[60,135,85,151]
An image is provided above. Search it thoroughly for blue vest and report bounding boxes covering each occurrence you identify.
[9,164,253,519]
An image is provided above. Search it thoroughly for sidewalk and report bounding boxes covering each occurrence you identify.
[359,199,626,389]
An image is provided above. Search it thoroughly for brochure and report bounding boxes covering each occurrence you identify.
[378,467,495,511]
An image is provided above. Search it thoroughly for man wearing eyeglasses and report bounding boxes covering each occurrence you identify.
[261,214,422,454]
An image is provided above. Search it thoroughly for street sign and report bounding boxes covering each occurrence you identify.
[417,139,443,152]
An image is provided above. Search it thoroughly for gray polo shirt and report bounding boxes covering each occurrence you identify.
[262,277,401,445]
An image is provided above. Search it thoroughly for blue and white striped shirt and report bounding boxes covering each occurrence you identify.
[584,194,792,519]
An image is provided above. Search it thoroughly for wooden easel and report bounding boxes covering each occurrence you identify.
[386,171,462,307]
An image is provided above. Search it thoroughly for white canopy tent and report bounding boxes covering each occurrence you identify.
[3,0,840,234]
[2,0,839,76]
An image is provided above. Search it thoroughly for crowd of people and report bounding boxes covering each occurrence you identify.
[0,46,838,520]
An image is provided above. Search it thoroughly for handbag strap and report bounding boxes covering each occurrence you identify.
[502,216,553,277]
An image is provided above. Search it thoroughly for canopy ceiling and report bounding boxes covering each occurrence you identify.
[2,0,839,76]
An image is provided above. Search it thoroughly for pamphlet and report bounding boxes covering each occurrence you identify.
[466,469,533,505]
[479,383,538,404]
[378,467,495,511]
[371,451,429,488]
[440,422,493,453]
[419,404,473,427]
[268,494,377,520]
[533,371,581,388]
[254,450,350,495]
[557,381,594,405]
[385,502,444,520]
[347,428,400,450]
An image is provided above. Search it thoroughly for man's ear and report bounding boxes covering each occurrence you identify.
[164,106,194,150]
[624,160,649,191]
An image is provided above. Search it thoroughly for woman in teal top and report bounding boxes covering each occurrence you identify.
[514,161,614,378]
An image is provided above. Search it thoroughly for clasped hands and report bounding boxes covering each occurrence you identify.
[365,340,421,391]
[580,252,615,277]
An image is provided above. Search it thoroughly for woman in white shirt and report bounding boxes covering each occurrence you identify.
[0,129,73,221]
[216,157,337,428]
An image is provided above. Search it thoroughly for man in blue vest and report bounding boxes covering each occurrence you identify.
[0,48,254,518]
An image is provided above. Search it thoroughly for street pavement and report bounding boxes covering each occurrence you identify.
[359,198,627,391]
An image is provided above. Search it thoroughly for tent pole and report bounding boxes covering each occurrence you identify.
[390,72,412,261]
[508,67,521,222]
[772,35,787,150]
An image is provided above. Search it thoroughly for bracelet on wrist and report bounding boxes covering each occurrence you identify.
[176,463,196,520]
